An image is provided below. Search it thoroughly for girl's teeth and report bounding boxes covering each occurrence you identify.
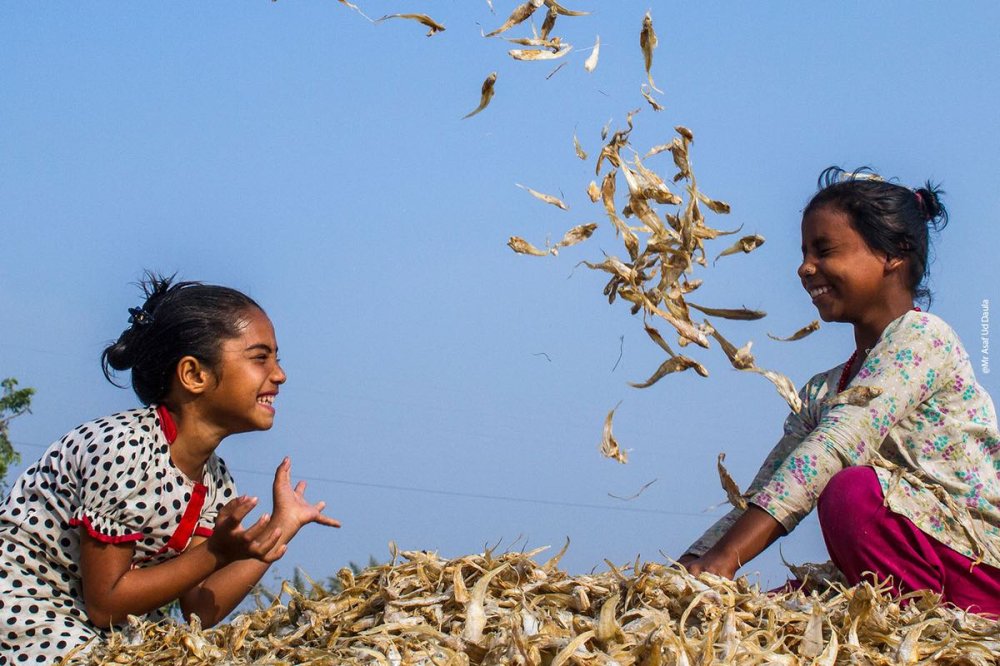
[810,286,831,298]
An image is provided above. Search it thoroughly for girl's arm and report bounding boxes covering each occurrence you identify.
[79,496,282,629]
[178,458,340,626]
[684,505,786,578]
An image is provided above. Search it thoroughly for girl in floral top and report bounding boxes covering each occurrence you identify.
[0,276,341,663]
[680,168,1000,615]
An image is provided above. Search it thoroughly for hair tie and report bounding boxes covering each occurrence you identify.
[128,306,154,327]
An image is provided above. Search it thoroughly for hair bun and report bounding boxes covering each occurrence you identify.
[914,182,948,231]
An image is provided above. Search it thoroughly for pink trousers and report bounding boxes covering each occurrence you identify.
[817,466,1000,615]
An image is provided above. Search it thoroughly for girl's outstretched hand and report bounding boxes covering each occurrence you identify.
[271,457,342,535]
[206,496,286,565]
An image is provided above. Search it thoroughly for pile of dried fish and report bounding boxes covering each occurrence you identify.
[71,546,1000,665]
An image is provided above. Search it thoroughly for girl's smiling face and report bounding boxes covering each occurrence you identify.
[798,206,899,324]
[202,307,286,435]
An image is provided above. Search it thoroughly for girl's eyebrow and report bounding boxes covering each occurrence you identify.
[245,343,277,354]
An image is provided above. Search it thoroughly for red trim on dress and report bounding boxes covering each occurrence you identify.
[193,526,214,538]
[70,515,143,544]
[155,404,178,444]
[164,483,208,552]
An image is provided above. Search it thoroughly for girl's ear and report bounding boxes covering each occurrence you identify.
[175,356,212,395]
[885,255,906,272]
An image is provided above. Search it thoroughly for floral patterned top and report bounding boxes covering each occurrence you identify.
[687,310,1000,568]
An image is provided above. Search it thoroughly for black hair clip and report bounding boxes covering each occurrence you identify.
[128,306,154,327]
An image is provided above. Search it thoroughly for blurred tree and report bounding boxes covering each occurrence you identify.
[0,378,35,491]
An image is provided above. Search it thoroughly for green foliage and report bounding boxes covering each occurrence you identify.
[0,378,35,491]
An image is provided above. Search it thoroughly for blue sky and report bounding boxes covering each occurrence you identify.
[2,2,998,593]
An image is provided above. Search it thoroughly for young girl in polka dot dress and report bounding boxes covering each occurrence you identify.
[679,168,1000,614]
[0,276,340,663]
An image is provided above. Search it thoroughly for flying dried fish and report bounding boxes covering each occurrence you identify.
[768,320,820,342]
[748,366,803,413]
[509,45,572,60]
[584,35,600,72]
[336,0,374,22]
[717,453,748,511]
[688,302,766,321]
[484,0,544,37]
[826,385,883,407]
[505,36,563,49]
[543,0,589,16]
[539,5,558,39]
[587,180,600,202]
[707,323,755,370]
[629,355,708,388]
[517,183,569,210]
[600,401,627,463]
[695,190,730,214]
[507,236,549,256]
[640,84,664,111]
[463,72,497,119]
[375,13,446,36]
[573,131,587,160]
[552,223,597,252]
[639,10,660,92]
[608,478,657,501]
[545,61,568,79]
[675,125,694,142]
[714,234,766,264]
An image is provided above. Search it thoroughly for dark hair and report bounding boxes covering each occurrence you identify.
[101,273,263,405]
[803,166,948,306]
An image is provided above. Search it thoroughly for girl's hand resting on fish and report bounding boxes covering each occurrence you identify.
[270,457,341,539]
[206,496,285,565]
[682,548,740,579]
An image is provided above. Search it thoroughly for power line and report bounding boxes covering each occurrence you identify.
[10,440,714,519]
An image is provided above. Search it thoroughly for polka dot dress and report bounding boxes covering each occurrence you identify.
[0,406,236,664]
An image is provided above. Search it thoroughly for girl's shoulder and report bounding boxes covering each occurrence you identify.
[58,406,165,460]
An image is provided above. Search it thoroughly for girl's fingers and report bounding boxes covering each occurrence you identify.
[251,526,283,558]
[229,496,258,525]
[317,516,342,528]
[294,480,307,495]
[242,513,272,542]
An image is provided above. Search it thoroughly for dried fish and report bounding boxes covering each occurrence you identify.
[485,0,544,37]
[748,366,803,413]
[336,0,373,22]
[584,35,600,72]
[76,543,1000,666]
[509,45,572,60]
[600,401,627,463]
[640,84,664,111]
[539,5,558,39]
[375,13,446,36]
[707,322,755,370]
[768,320,820,342]
[507,236,550,256]
[463,72,497,119]
[714,234,766,264]
[826,385,883,407]
[543,0,589,16]
[608,478,657,501]
[552,223,597,252]
[639,10,660,92]
[545,61,568,79]
[586,180,600,203]
[688,302,767,321]
[573,131,587,160]
[517,183,569,210]
[695,190,730,214]
[629,355,708,388]
[717,453,748,510]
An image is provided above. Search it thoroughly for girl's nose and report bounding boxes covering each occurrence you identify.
[798,261,816,279]
[272,362,287,385]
